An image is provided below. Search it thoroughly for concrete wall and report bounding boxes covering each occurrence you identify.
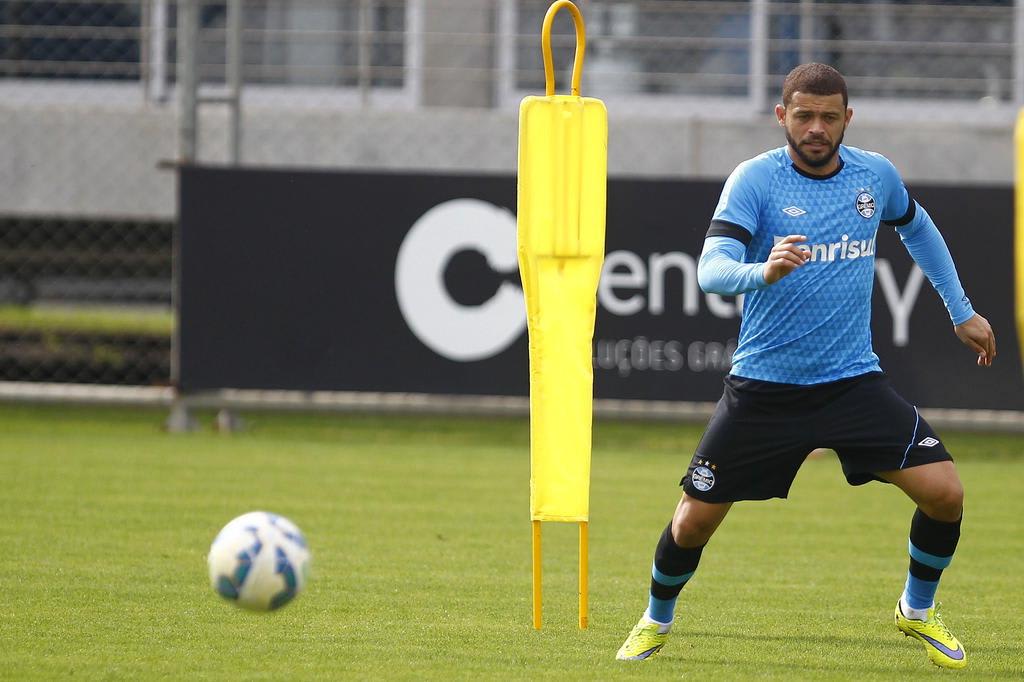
[421,1,495,108]
[0,98,1014,220]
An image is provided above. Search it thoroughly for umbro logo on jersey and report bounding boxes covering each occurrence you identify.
[782,206,807,217]
[918,437,940,448]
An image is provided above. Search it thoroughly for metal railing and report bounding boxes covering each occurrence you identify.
[501,1,1020,115]
[0,1,1020,113]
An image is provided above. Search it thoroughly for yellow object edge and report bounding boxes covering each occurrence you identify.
[1015,110,1024,376]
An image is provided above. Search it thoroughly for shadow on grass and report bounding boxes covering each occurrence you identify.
[672,629,912,675]
[672,627,1023,676]
[685,628,882,647]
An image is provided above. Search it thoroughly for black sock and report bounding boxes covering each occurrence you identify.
[647,523,705,623]
[904,509,961,611]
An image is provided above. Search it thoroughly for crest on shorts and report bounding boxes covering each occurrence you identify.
[856,192,876,218]
[691,465,716,492]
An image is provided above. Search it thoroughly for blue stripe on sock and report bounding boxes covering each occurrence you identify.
[647,596,676,624]
[909,540,953,569]
[652,562,695,586]
[905,575,940,610]
[899,407,920,469]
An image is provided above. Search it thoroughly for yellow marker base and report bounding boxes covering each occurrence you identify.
[531,520,588,630]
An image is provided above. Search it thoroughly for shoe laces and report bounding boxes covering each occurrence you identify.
[930,602,952,634]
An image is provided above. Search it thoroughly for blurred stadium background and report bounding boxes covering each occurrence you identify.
[0,0,1021,428]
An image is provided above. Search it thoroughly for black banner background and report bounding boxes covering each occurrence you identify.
[179,166,1023,410]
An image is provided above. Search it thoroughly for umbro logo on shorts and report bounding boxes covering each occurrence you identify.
[917,437,940,448]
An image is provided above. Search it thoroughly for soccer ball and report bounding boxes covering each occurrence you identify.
[207,511,311,611]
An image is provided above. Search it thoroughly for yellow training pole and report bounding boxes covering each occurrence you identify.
[579,521,589,629]
[520,0,605,631]
[533,520,543,630]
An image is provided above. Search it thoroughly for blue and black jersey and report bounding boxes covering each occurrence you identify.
[704,144,972,385]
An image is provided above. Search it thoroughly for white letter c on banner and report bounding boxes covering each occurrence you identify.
[395,198,526,362]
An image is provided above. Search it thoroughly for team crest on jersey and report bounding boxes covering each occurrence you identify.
[856,192,876,218]
[691,465,716,492]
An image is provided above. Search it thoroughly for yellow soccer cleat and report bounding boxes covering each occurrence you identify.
[895,602,967,669]
[615,615,671,661]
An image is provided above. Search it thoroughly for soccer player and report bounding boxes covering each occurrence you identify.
[615,63,996,669]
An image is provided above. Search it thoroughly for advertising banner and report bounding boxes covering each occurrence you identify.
[178,167,1023,410]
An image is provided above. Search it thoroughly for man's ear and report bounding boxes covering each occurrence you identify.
[774,103,786,126]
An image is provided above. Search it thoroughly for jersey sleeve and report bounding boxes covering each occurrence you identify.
[895,203,975,325]
[697,236,768,295]
[708,159,766,245]
[870,153,915,225]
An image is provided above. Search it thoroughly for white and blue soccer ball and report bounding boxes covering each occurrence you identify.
[207,511,311,611]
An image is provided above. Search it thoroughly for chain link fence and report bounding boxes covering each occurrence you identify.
[0,0,1020,387]
[0,216,171,384]
[515,1,1017,107]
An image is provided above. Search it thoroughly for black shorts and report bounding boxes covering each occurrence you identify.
[681,372,953,503]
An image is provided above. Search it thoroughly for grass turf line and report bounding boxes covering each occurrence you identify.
[0,304,173,336]
[0,403,1021,680]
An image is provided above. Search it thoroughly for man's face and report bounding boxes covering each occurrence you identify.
[775,92,852,172]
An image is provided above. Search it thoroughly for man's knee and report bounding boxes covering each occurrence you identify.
[921,478,964,522]
[671,516,713,547]
[671,499,729,547]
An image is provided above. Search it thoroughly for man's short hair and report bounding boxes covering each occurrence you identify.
[782,63,848,107]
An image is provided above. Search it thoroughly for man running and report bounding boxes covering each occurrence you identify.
[615,63,995,670]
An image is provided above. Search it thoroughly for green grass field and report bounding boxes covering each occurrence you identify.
[0,305,174,335]
[1,403,1022,680]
